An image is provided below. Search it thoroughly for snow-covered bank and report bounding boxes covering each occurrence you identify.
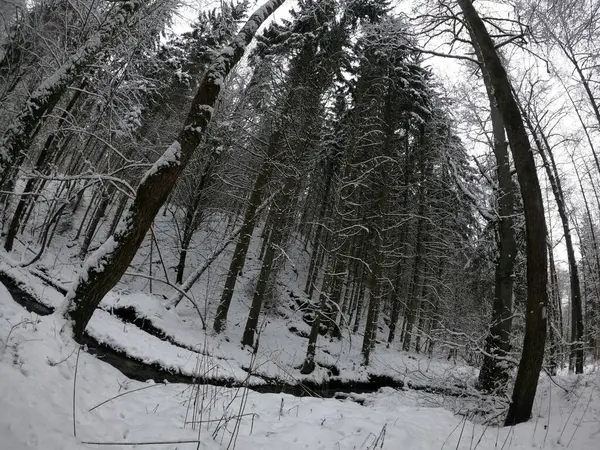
[0,266,473,398]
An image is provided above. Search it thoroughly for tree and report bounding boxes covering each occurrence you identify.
[467,30,517,394]
[457,0,549,426]
[517,79,584,373]
[64,0,287,340]
[0,0,172,188]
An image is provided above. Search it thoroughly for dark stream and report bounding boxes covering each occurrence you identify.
[0,270,466,400]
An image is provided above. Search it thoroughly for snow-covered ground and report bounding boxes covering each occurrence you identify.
[2,281,600,450]
[1,191,599,449]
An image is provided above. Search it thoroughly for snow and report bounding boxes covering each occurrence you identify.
[2,282,600,450]
[0,259,64,309]
[139,140,182,185]
[1,162,599,449]
[3,207,481,389]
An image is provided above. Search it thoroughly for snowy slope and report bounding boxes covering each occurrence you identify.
[5,207,480,388]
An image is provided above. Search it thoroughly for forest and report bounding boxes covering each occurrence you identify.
[0,0,599,449]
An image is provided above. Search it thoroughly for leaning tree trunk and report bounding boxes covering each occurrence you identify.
[304,156,337,298]
[63,0,287,340]
[457,0,548,427]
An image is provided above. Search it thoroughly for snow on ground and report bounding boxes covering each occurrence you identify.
[1,282,600,450]
[94,287,477,387]
[2,191,600,449]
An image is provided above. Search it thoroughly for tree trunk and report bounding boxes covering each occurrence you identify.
[79,186,113,258]
[520,104,584,374]
[361,267,381,365]
[362,179,390,362]
[74,188,98,240]
[304,157,336,297]
[401,240,423,352]
[107,195,128,237]
[300,289,327,374]
[175,158,215,284]
[477,62,516,392]
[213,156,274,333]
[352,256,365,333]
[458,0,548,426]
[300,234,342,374]
[387,261,405,345]
[402,182,427,351]
[64,0,287,340]
[547,243,561,374]
[241,178,295,347]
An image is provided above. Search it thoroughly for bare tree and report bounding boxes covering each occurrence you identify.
[457,0,548,426]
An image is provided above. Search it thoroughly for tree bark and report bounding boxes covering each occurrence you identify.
[522,107,584,374]
[361,268,380,365]
[301,233,343,374]
[213,154,274,333]
[175,157,215,284]
[79,186,114,258]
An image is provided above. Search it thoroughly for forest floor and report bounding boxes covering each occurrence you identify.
[1,279,600,450]
[1,211,599,449]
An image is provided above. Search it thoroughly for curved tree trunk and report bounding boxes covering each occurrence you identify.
[457,0,548,427]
